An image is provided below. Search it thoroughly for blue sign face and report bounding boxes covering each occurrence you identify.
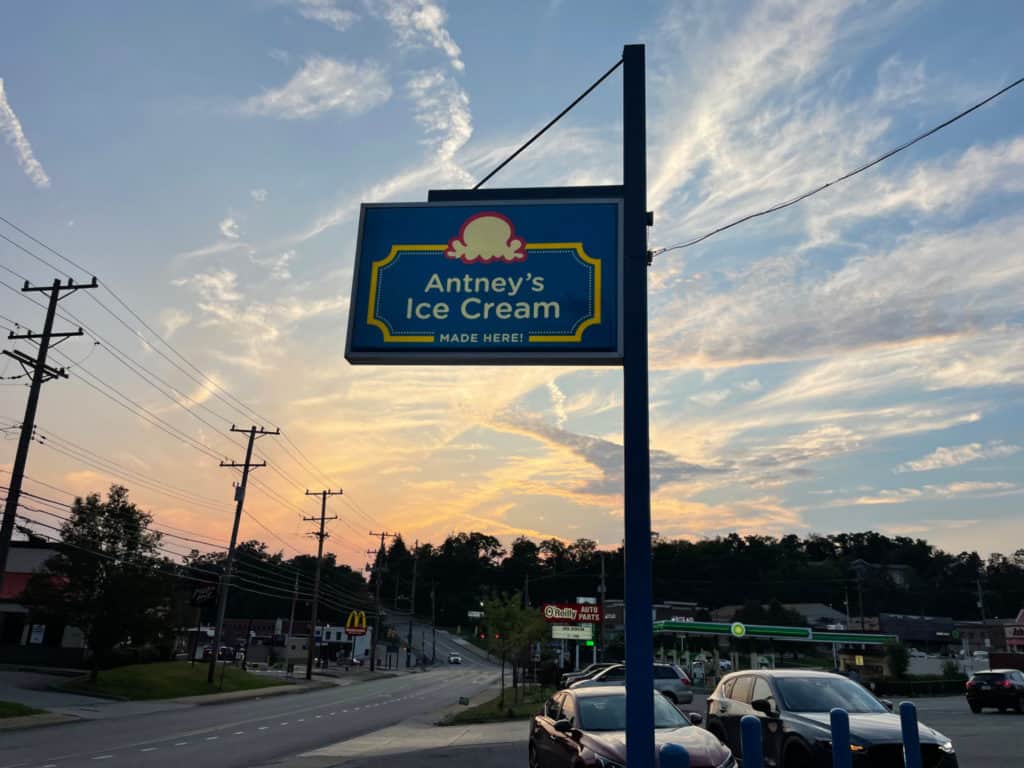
[346,199,622,364]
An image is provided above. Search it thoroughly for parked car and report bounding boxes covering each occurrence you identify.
[529,686,734,768]
[570,663,694,705]
[448,652,462,664]
[965,669,1024,713]
[705,670,958,767]
[560,662,617,689]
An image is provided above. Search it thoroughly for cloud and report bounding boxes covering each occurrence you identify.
[690,388,730,407]
[0,78,51,188]
[375,0,464,71]
[739,379,763,393]
[159,308,191,338]
[874,55,927,104]
[243,56,392,119]
[895,441,1021,473]
[547,380,567,428]
[251,249,296,281]
[837,480,1016,506]
[219,217,241,239]
[445,212,525,263]
[293,0,358,31]
[250,188,268,203]
[406,69,473,163]
[176,240,248,259]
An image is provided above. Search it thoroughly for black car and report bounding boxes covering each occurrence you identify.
[706,670,957,767]
[530,686,734,768]
[965,668,1024,713]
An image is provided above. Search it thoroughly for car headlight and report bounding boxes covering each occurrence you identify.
[938,740,955,754]
[595,755,625,768]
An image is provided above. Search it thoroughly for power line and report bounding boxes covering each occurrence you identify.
[473,56,624,189]
[651,74,1024,257]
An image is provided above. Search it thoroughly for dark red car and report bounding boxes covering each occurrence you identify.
[529,685,735,767]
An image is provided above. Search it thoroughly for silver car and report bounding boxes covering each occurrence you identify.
[570,662,694,705]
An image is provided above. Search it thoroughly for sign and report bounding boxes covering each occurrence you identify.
[854,654,865,666]
[467,610,484,619]
[345,610,368,637]
[553,624,594,640]
[543,603,603,624]
[190,585,217,607]
[346,199,623,365]
[730,622,747,639]
[29,624,45,644]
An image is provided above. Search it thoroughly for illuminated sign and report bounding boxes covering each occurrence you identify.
[542,603,603,624]
[552,624,594,640]
[346,199,622,364]
[345,610,368,637]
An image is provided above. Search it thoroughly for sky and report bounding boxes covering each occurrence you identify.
[1,0,1023,571]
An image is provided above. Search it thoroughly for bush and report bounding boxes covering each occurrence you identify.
[942,660,965,680]
[886,644,910,679]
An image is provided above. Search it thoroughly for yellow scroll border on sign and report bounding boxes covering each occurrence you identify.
[366,243,601,344]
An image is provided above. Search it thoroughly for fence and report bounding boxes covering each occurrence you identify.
[659,701,928,768]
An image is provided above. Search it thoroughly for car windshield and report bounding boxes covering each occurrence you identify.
[971,673,1006,683]
[577,694,689,731]
[775,677,887,713]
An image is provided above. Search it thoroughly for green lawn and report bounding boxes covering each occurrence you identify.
[441,686,552,726]
[0,701,46,718]
[63,661,289,700]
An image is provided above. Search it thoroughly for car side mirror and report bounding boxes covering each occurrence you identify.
[554,719,573,734]
[880,698,894,712]
[751,699,776,717]
[688,712,704,726]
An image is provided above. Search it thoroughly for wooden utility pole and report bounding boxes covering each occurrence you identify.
[207,425,278,683]
[406,541,418,668]
[367,531,396,670]
[303,489,340,680]
[0,277,96,589]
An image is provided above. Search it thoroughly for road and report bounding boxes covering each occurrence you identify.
[1,642,497,768]
[909,695,1024,764]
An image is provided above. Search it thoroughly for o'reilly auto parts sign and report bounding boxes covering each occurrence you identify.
[542,602,603,624]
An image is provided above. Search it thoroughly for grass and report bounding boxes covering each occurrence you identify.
[440,685,553,726]
[0,701,46,719]
[63,661,289,701]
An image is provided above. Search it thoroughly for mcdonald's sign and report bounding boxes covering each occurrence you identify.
[345,610,368,637]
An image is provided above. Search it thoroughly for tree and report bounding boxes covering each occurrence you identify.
[22,486,172,680]
[483,592,546,707]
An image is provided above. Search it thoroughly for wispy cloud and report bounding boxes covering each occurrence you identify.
[293,0,358,31]
[250,188,268,203]
[406,69,472,164]
[895,441,1021,473]
[0,78,51,188]
[375,0,464,71]
[243,56,392,119]
[219,217,241,239]
[177,240,247,260]
[837,480,1016,506]
[159,308,191,338]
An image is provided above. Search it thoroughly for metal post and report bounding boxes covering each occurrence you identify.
[830,708,852,768]
[899,702,923,768]
[622,42,654,768]
[741,715,763,767]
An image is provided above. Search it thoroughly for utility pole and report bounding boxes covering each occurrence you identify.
[430,580,437,664]
[598,553,606,662]
[303,489,340,680]
[207,424,278,683]
[844,583,852,630]
[857,576,865,632]
[287,572,299,637]
[977,578,988,625]
[407,541,418,668]
[0,277,97,589]
[367,531,396,671]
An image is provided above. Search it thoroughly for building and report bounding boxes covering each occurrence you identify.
[879,613,955,648]
[955,619,1012,653]
[602,599,700,632]
[0,541,86,666]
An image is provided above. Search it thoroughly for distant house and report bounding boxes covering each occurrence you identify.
[0,541,86,665]
[849,558,914,589]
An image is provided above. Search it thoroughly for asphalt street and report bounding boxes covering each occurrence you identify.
[1,634,497,768]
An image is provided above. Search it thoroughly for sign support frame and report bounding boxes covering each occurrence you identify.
[621,42,655,768]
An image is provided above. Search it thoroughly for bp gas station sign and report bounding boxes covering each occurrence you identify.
[346,199,622,365]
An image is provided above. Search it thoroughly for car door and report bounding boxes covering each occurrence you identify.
[724,675,755,757]
[750,676,785,764]
[550,693,583,766]
[532,692,565,768]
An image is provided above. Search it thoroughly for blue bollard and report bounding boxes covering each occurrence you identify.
[741,715,763,767]
[829,708,852,768]
[659,742,690,768]
[899,701,923,768]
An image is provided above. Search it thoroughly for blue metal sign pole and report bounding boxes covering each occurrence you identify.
[622,43,655,768]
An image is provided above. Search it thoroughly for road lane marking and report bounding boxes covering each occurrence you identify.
[205,736,219,741]
[315,715,322,719]
[92,757,114,761]
[280,722,289,725]
[297,718,305,722]
[258,726,269,731]
[330,712,336,715]
[141,747,158,752]
[233,731,245,735]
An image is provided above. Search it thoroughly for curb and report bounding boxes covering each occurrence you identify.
[178,679,336,706]
[0,712,81,731]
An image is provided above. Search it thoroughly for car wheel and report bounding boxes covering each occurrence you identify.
[662,691,678,704]
[969,702,982,713]
[783,743,813,768]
